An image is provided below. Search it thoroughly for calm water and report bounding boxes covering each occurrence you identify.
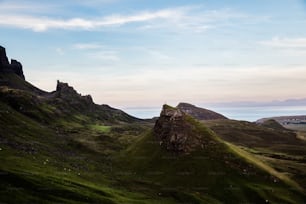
[123,106,306,122]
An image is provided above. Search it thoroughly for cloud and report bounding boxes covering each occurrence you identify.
[260,37,306,48]
[29,64,306,107]
[0,1,59,14]
[55,48,65,55]
[259,37,306,57]
[0,8,183,32]
[0,6,249,32]
[87,51,120,61]
[71,0,119,7]
[73,43,104,50]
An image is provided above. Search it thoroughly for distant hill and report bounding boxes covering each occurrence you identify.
[177,102,228,120]
[259,119,289,131]
[256,115,306,124]
[204,119,304,151]
[256,115,306,132]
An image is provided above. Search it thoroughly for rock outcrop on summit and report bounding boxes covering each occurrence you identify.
[55,80,93,103]
[51,80,95,113]
[0,46,25,79]
[154,104,214,153]
[177,102,227,120]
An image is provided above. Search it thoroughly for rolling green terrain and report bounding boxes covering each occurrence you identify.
[1,49,306,203]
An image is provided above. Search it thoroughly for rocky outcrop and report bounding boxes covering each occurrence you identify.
[56,80,79,96]
[55,80,93,104]
[177,102,227,120]
[0,46,9,66]
[0,46,25,79]
[10,59,25,79]
[154,105,210,153]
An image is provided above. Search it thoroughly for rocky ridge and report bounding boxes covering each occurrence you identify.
[0,46,25,79]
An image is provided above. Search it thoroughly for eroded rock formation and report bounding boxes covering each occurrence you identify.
[0,46,25,79]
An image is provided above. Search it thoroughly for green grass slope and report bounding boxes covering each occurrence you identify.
[116,111,305,203]
[204,119,306,154]
[0,100,177,204]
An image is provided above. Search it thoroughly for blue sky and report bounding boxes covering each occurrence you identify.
[1,0,306,112]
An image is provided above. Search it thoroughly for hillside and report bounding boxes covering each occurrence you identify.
[1,46,306,203]
[117,105,305,203]
[0,46,158,203]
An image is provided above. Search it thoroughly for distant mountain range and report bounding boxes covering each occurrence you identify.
[206,98,306,107]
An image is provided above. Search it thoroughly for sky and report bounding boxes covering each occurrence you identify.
[1,0,306,118]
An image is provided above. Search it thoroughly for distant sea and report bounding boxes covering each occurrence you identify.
[123,105,306,122]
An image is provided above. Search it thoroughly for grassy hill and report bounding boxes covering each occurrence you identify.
[115,105,305,203]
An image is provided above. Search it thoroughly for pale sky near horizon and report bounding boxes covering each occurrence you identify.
[1,0,306,110]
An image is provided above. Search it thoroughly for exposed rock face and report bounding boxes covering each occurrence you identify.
[10,59,25,79]
[154,105,207,153]
[56,80,79,96]
[53,80,94,114]
[177,102,227,120]
[0,46,9,67]
[55,80,93,103]
[0,46,25,79]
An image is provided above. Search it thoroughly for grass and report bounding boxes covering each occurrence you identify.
[90,124,111,133]
[115,113,305,203]
[297,131,306,141]
[284,124,306,131]
[226,142,304,192]
[1,86,306,203]
[0,127,178,204]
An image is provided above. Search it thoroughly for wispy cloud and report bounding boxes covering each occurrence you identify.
[0,6,249,32]
[260,37,306,48]
[73,43,105,50]
[0,1,58,14]
[259,37,306,56]
[0,8,182,32]
[71,0,119,7]
[88,51,120,61]
[145,49,172,60]
[55,48,65,55]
